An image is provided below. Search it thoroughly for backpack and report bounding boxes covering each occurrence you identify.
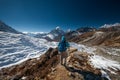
[58,41,67,52]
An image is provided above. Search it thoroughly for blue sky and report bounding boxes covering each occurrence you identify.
[0,0,120,32]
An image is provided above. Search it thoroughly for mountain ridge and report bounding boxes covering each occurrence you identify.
[0,21,21,34]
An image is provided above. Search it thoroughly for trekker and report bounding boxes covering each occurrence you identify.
[58,36,70,65]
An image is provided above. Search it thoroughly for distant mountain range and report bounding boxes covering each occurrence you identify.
[100,23,120,28]
[68,24,120,47]
[0,20,120,43]
[35,27,65,41]
[23,26,97,41]
[23,32,47,37]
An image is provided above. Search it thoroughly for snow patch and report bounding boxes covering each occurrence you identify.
[70,43,96,54]
[100,47,120,56]
[47,34,54,39]
[21,76,27,80]
[101,70,111,80]
[70,43,119,79]
[23,32,46,34]
[56,26,60,30]
[100,23,120,28]
[90,55,120,73]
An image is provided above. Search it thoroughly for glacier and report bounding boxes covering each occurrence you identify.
[0,31,57,69]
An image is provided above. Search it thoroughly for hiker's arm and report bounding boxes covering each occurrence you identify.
[66,42,70,48]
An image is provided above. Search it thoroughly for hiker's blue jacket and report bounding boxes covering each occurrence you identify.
[58,36,70,52]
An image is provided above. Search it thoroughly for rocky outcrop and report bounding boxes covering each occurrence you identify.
[76,27,96,33]
[0,48,59,80]
[0,48,110,80]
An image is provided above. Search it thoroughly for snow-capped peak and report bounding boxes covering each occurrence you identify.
[56,26,60,30]
[47,26,65,40]
[100,23,120,28]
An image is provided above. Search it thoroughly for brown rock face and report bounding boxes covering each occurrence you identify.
[67,52,101,75]
[68,31,95,43]
[69,30,120,47]
[0,48,106,80]
[0,48,60,80]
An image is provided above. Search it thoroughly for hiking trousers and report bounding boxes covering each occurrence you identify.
[59,51,69,65]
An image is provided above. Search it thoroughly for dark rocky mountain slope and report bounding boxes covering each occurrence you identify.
[0,21,21,34]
